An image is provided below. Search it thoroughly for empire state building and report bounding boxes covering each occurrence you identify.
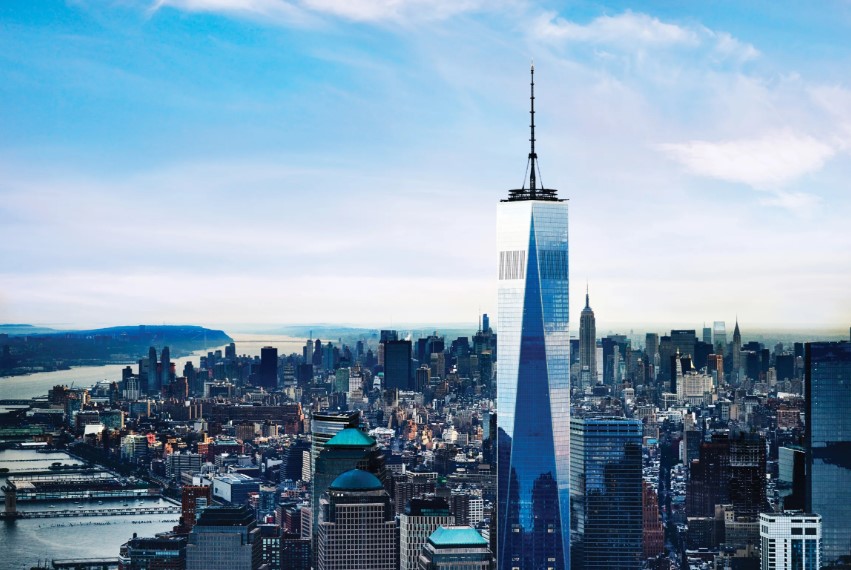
[497,65,570,570]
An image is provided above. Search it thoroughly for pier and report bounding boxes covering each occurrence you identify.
[0,505,180,519]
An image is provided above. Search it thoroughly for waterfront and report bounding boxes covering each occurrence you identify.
[1,449,177,569]
[0,333,306,401]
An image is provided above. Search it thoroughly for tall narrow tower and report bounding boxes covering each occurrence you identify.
[497,64,570,570]
[579,285,596,386]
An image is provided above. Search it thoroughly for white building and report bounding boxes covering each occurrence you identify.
[759,512,821,570]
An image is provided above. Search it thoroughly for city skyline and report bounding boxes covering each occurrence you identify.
[2,1,851,328]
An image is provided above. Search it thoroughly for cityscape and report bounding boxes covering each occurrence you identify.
[2,2,851,570]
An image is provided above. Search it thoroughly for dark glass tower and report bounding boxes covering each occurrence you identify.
[569,417,643,570]
[805,341,851,563]
[497,65,570,570]
[384,339,412,390]
[259,346,278,389]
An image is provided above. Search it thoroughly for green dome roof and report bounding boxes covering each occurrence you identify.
[329,469,383,491]
[325,428,375,448]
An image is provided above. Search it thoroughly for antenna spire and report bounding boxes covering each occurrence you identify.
[529,61,537,198]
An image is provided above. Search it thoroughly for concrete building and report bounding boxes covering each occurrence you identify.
[759,512,821,570]
[186,504,262,570]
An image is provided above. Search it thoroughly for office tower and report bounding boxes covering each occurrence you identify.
[226,342,236,359]
[645,333,659,369]
[483,313,490,332]
[658,335,673,389]
[317,469,397,570]
[259,346,278,389]
[311,427,386,559]
[805,341,851,563]
[400,497,455,570]
[186,504,262,570]
[497,65,570,570]
[729,431,766,518]
[418,526,493,570]
[570,417,643,570]
[161,345,171,391]
[671,329,697,359]
[778,446,805,511]
[282,534,311,570]
[380,329,399,342]
[258,524,282,570]
[702,326,712,345]
[148,346,158,394]
[686,434,731,518]
[395,472,438,516]
[579,285,596,383]
[713,321,727,354]
[416,365,430,392]
[707,354,724,386]
[384,339,413,390]
[759,513,821,570]
[311,410,360,473]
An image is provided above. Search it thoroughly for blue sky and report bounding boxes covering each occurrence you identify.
[1,0,850,330]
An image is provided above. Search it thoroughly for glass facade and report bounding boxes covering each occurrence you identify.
[497,200,570,570]
[569,417,643,570]
[805,341,851,563]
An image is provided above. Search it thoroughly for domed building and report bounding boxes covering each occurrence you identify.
[317,469,397,570]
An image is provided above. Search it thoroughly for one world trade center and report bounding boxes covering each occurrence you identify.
[497,65,570,570]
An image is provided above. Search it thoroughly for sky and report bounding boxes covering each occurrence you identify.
[1,0,851,332]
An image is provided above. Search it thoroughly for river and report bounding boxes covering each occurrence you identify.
[0,333,307,401]
[0,449,178,569]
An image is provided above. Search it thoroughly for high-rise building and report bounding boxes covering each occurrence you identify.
[713,321,727,355]
[702,326,712,345]
[671,330,697,360]
[418,526,493,570]
[777,446,805,511]
[119,534,187,570]
[570,417,643,570]
[179,485,211,533]
[805,341,851,563]
[400,497,455,570]
[148,346,158,394]
[317,469,397,570]
[311,427,386,562]
[497,65,570,570]
[384,340,413,390]
[732,320,742,378]
[161,345,171,392]
[259,346,278,389]
[186,504,262,570]
[759,513,821,570]
[579,285,596,385]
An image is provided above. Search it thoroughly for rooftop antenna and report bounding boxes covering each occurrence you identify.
[529,60,537,199]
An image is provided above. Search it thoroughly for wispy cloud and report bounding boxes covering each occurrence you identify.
[532,10,759,62]
[656,129,834,189]
[151,0,489,25]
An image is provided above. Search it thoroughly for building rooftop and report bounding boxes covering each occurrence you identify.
[329,469,383,492]
[325,428,375,448]
[428,526,488,547]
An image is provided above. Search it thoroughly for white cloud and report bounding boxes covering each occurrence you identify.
[533,10,758,63]
[151,0,488,24]
[656,130,835,188]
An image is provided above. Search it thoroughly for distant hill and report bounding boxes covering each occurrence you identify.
[0,325,232,377]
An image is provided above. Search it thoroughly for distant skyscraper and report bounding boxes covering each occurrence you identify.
[759,513,821,570]
[579,285,596,384]
[497,65,570,570]
[384,339,412,390]
[186,504,262,570]
[713,321,727,355]
[805,341,851,563]
[147,346,158,394]
[732,320,742,378]
[570,417,643,570]
[161,345,171,393]
[259,346,278,389]
[671,329,697,359]
[702,326,712,345]
[317,469,397,570]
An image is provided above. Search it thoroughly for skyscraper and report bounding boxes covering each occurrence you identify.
[805,341,851,563]
[400,497,455,570]
[759,513,822,570]
[186,504,263,570]
[161,345,171,392]
[259,346,278,389]
[497,65,570,570]
[570,417,643,570]
[418,526,493,570]
[384,339,413,390]
[317,469,397,570]
[579,285,596,386]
